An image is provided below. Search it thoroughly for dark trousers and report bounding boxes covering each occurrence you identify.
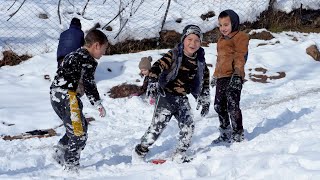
[50,89,88,167]
[140,92,195,153]
[214,77,243,132]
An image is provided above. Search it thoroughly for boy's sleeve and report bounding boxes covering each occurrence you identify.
[233,33,249,78]
[203,65,210,89]
[148,50,174,80]
[82,63,101,106]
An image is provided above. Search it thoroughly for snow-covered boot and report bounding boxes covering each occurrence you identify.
[231,129,244,142]
[132,144,149,164]
[172,150,192,163]
[64,163,79,174]
[52,143,66,166]
[212,126,232,144]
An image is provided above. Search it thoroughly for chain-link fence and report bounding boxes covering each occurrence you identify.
[0,0,275,57]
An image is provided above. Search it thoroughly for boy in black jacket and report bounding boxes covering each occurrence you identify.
[50,29,107,172]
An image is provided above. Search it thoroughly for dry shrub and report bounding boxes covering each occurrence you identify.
[250,31,274,40]
[0,50,32,67]
[108,83,142,98]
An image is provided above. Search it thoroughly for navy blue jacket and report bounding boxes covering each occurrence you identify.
[57,24,84,60]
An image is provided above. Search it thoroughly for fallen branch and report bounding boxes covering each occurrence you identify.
[1,117,95,141]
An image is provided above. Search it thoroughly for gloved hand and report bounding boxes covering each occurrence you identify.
[146,80,159,99]
[97,104,106,117]
[200,103,210,117]
[210,76,217,88]
[229,75,243,90]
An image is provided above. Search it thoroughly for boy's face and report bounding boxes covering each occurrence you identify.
[91,42,107,59]
[183,34,201,56]
[218,16,232,36]
[140,69,149,76]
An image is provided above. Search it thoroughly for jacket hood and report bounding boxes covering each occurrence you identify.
[223,9,240,32]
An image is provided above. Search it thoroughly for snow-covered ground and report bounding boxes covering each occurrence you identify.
[1,30,320,179]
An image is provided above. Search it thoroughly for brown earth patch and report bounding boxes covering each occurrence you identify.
[250,31,274,40]
[108,83,142,98]
[0,50,32,67]
[248,67,286,83]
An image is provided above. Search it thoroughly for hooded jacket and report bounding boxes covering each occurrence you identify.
[213,9,249,80]
[149,43,210,100]
[57,24,85,60]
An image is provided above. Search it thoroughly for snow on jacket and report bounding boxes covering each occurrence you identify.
[51,48,101,106]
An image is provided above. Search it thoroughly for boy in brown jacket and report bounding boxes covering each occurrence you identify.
[211,9,249,144]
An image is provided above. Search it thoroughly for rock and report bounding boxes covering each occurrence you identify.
[306,45,320,61]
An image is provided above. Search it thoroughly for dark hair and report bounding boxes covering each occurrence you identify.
[84,29,108,47]
[218,11,229,19]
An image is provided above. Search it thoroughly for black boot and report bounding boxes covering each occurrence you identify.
[134,144,149,158]
[231,129,244,142]
[212,126,231,144]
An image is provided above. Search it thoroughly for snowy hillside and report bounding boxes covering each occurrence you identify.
[1,0,319,55]
[1,30,320,179]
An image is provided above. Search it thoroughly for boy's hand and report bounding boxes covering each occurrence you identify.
[229,75,242,90]
[210,76,217,88]
[97,104,106,117]
[200,103,210,117]
[146,82,158,98]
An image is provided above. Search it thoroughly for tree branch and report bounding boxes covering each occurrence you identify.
[7,0,27,21]
[7,0,17,11]
[160,0,171,32]
[58,0,62,24]
[82,0,90,16]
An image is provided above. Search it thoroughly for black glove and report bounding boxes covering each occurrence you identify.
[196,88,210,117]
[210,76,217,88]
[229,75,242,90]
[200,103,210,117]
[146,82,158,99]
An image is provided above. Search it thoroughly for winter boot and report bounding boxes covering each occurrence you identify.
[212,126,232,144]
[52,143,67,166]
[135,144,149,157]
[64,163,80,174]
[231,129,244,142]
[132,144,149,164]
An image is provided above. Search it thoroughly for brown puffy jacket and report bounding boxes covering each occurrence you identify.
[213,31,249,80]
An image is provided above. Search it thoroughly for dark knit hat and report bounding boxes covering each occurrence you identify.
[139,56,152,70]
[71,17,81,28]
[181,25,203,42]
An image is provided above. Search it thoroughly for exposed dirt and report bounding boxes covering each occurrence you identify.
[248,67,286,83]
[108,83,142,98]
[0,50,32,67]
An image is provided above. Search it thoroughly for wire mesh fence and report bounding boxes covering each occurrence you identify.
[0,0,271,57]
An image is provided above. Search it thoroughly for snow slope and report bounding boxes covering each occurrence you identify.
[1,30,320,179]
